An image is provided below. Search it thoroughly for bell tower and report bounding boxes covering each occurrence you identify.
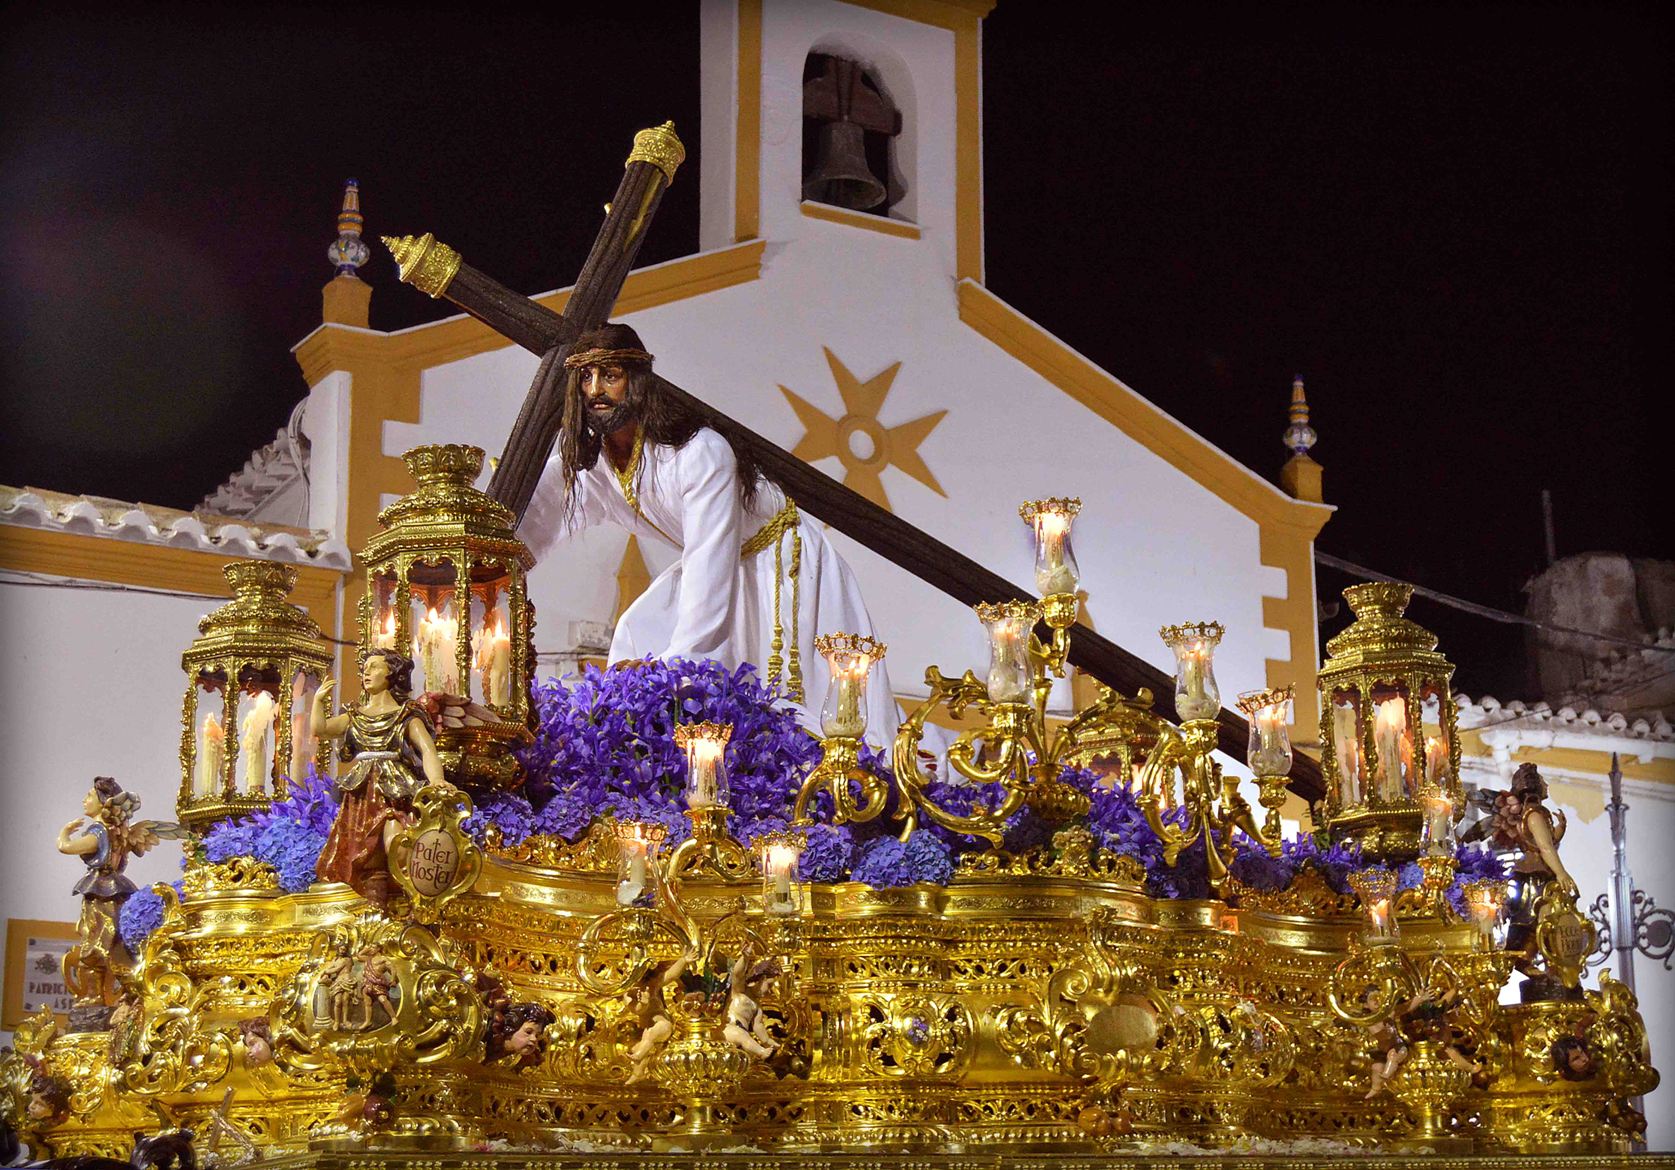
[698,0,992,283]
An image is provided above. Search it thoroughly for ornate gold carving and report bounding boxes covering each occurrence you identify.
[386,783,481,924]
[625,120,686,183]
[381,232,463,299]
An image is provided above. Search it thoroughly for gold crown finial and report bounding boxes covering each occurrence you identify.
[382,232,462,299]
[626,121,686,184]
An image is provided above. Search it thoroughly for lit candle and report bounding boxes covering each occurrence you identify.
[1161,622,1223,722]
[1239,687,1294,777]
[373,610,397,650]
[239,692,277,795]
[1332,702,1362,804]
[1372,698,1410,801]
[195,712,224,797]
[1424,734,1450,787]
[417,606,458,694]
[617,838,649,906]
[289,704,311,782]
[1421,788,1455,856]
[816,633,884,738]
[688,738,721,806]
[476,616,513,707]
[978,602,1039,703]
[765,842,799,915]
[1020,497,1082,597]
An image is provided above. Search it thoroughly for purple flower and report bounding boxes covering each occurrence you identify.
[1282,836,1363,894]
[851,835,915,889]
[799,822,855,882]
[117,881,184,953]
[1228,833,1294,892]
[464,792,538,847]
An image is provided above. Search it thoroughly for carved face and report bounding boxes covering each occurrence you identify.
[83,787,103,817]
[507,1020,542,1055]
[582,364,634,435]
[361,655,390,696]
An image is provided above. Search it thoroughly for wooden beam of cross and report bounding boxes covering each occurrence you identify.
[381,125,1325,802]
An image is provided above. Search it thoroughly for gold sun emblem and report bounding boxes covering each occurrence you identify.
[778,349,947,512]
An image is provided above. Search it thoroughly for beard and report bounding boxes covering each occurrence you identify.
[583,398,637,437]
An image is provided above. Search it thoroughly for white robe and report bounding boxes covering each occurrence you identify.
[522,428,899,745]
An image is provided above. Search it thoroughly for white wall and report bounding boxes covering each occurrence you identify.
[0,579,206,933]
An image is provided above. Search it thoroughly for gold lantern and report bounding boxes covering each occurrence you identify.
[1316,582,1462,860]
[177,561,334,831]
[359,444,535,790]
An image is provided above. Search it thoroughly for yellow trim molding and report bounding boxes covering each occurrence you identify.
[0,526,342,629]
[735,0,763,243]
[837,0,996,33]
[801,200,924,239]
[1458,729,1675,789]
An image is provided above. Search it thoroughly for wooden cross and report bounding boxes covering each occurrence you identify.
[381,123,1324,800]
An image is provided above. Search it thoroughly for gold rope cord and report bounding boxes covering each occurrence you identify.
[741,499,803,701]
[613,428,647,513]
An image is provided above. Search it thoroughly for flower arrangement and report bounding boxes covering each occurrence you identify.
[200,767,337,893]
[117,881,182,954]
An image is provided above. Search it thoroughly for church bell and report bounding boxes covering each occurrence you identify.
[803,120,887,212]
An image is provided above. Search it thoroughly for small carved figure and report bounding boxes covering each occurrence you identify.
[312,650,450,912]
[722,950,780,1060]
[236,1018,273,1069]
[24,1070,70,1126]
[488,1002,555,1068]
[357,943,396,1030]
[624,954,690,1085]
[336,1072,396,1132]
[319,943,359,1031]
[56,778,182,1021]
[1552,1033,1597,1082]
[473,965,512,1043]
[1464,763,1579,982]
[1362,1009,1408,1099]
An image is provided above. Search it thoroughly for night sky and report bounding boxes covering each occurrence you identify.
[1,2,1667,700]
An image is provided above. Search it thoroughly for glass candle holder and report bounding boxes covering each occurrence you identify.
[976,600,1042,703]
[613,819,667,907]
[1160,621,1225,722]
[1237,686,1294,776]
[1019,497,1082,597]
[1461,878,1506,947]
[1347,868,1400,941]
[758,830,806,917]
[674,722,732,809]
[815,632,887,738]
[1420,786,1455,857]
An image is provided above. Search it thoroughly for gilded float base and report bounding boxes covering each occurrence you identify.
[253,1151,1675,1170]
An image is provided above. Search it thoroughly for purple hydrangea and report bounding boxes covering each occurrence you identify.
[197,766,339,893]
[799,822,855,882]
[1447,842,1511,915]
[464,791,538,847]
[117,881,184,953]
[1227,832,1295,892]
[514,659,819,847]
[850,829,952,889]
[1282,835,1363,895]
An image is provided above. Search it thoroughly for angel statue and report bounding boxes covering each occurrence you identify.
[312,648,452,913]
[56,776,185,1028]
[1461,762,1584,990]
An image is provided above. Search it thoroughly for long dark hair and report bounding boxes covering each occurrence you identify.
[557,323,767,520]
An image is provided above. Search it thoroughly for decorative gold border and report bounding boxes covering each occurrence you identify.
[801,200,924,239]
[3,918,76,1028]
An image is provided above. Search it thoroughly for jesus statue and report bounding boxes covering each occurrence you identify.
[520,323,900,744]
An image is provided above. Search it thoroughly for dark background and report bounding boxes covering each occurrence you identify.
[1,2,1667,699]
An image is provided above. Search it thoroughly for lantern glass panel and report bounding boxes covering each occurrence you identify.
[233,671,281,797]
[409,563,461,697]
[1418,686,1450,789]
[471,573,514,711]
[288,669,320,783]
[370,570,401,650]
[1329,688,1365,808]
[1368,682,1415,804]
[192,670,229,800]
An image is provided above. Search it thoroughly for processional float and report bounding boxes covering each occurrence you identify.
[4,123,1657,1166]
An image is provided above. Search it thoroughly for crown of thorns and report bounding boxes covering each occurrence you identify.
[563,347,654,370]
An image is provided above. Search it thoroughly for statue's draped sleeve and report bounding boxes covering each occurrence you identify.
[664,430,743,661]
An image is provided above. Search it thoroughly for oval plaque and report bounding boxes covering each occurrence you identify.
[406,828,461,897]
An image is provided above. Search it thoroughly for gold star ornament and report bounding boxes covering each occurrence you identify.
[779,348,947,512]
